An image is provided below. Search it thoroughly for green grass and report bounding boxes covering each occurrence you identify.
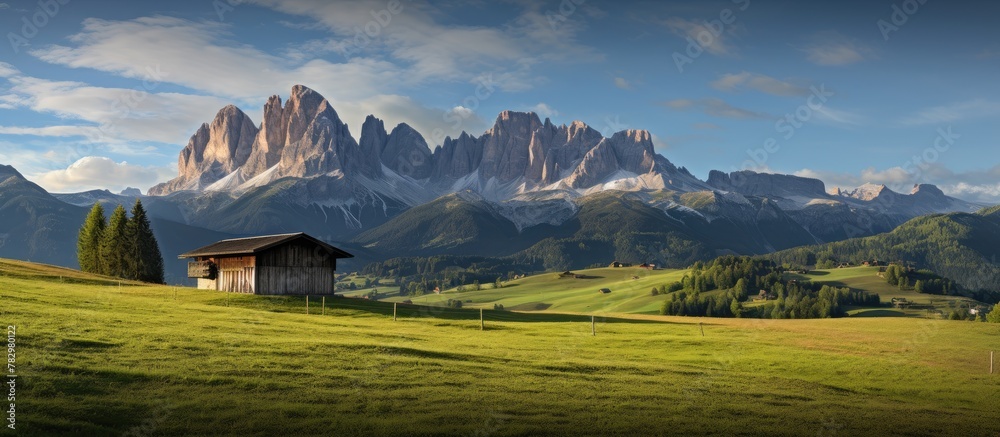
[389,266,978,318]
[385,267,687,314]
[785,267,981,316]
[2,259,999,436]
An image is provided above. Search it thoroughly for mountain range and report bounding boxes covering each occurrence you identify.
[1,85,990,284]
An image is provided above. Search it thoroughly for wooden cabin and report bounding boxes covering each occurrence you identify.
[179,233,354,295]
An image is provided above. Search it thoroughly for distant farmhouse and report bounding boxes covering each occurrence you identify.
[609,261,633,268]
[180,233,353,295]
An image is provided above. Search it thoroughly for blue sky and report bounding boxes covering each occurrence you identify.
[0,0,998,202]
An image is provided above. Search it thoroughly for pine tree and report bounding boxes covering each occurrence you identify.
[77,203,106,273]
[100,205,129,278]
[126,199,164,284]
[987,305,1000,324]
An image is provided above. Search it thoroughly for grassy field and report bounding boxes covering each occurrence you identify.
[784,267,981,317]
[1,259,999,436]
[384,267,687,314]
[387,266,981,319]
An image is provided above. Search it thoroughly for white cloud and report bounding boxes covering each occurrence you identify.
[29,16,401,102]
[2,74,233,146]
[898,99,1000,126]
[0,3,9,9]
[30,156,176,193]
[800,32,872,66]
[795,164,1000,204]
[663,18,739,56]
[710,72,809,97]
[22,12,576,150]
[246,0,601,88]
[529,103,559,118]
[0,62,18,78]
[613,77,631,90]
[662,98,769,120]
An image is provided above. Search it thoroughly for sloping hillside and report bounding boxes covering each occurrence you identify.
[770,208,1000,293]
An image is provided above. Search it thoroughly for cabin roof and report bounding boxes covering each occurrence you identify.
[178,233,354,259]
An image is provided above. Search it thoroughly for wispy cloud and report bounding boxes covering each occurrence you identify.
[800,32,872,66]
[528,103,559,118]
[813,106,866,126]
[661,98,769,120]
[898,99,1000,126]
[613,77,631,90]
[710,72,809,97]
[663,18,739,56]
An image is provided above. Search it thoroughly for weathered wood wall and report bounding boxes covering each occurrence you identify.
[217,256,256,294]
[256,241,336,295]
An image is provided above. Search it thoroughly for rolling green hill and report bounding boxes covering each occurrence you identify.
[768,209,1000,294]
[388,265,982,319]
[782,266,982,317]
[386,266,687,314]
[1,258,999,435]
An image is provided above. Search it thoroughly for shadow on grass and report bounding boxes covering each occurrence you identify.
[849,309,908,318]
[217,295,671,324]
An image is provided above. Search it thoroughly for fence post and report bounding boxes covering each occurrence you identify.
[480,308,485,331]
[394,302,397,321]
[322,296,326,316]
[592,315,596,336]
[700,322,705,337]
[306,296,310,315]
[992,351,995,375]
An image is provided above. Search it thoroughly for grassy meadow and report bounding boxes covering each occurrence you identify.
[383,266,981,318]
[1,259,998,436]
[384,267,687,314]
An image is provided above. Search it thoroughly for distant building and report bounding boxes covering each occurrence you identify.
[598,288,612,294]
[180,233,353,295]
[609,261,632,268]
[558,271,577,279]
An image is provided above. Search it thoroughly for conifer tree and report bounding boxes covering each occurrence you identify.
[100,205,129,278]
[77,203,106,273]
[126,199,164,284]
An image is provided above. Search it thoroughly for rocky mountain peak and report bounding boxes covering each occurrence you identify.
[382,123,433,179]
[707,170,828,198]
[149,103,259,195]
[911,183,945,197]
[845,183,893,202]
[0,164,24,180]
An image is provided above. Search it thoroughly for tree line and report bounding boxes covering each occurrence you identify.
[77,200,165,284]
[658,256,880,319]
